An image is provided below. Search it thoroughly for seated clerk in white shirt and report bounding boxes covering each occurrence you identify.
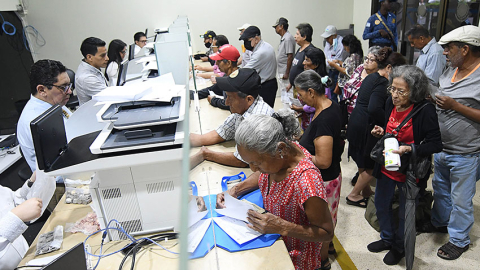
[133,32,147,56]
[105,39,127,86]
[190,68,274,168]
[17,60,73,172]
[75,37,109,106]
[0,172,43,270]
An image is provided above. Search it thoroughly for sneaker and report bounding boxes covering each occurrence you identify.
[383,249,405,265]
[367,239,392,253]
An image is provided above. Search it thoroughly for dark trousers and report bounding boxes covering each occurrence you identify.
[375,173,406,252]
[260,78,278,108]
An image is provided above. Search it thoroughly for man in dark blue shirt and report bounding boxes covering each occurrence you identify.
[363,0,398,50]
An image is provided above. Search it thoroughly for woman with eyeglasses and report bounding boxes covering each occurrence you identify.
[368,65,442,265]
[105,39,127,86]
[346,47,406,208]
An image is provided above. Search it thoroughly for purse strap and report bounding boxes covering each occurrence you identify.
[391,103,429,136]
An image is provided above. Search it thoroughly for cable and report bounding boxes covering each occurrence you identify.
[84,219,178,270]
[118,232,178,270]
[22,25,45,52]
[0,12,16,35]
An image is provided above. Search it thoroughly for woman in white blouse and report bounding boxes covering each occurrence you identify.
[105,39,127,86]
[0,172,43,269]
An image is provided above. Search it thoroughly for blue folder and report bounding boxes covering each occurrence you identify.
[190,189,279,259]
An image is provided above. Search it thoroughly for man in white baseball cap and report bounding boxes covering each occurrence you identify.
[431,25,480,261]
[237,23,252,67]
[321,25,348,104]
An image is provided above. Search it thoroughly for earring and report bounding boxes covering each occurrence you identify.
[280,154,284,159]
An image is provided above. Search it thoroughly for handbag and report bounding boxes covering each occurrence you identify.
[340,87,361,131]
[370,103,429,173]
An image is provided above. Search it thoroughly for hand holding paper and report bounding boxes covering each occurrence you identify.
[214,193,255,223]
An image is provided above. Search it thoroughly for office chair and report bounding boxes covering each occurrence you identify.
[17,146,32,182]
[65,69,79,110]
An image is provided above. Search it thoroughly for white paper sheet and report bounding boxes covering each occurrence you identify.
[134,55,156,64]
[92,85,152,102]
[187,219,211,253]
[188,197,208,228]
[213,216,262,245]
[214,193,255,223]
[141,61,158,72]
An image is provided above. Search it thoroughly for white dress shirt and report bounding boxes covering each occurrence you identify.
[0,182,31,270]
[75,61,108,106]
[16,95,71,171]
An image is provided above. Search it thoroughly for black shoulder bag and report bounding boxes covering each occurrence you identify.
[370,103,429,176]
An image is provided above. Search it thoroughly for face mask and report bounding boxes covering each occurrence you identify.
[205,42,211,49]
[244,39,254,51]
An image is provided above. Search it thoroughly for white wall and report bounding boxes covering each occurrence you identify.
[353,0,373,54]
[22,0,357,70]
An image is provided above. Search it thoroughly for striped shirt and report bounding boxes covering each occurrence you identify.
[216,96,274,161]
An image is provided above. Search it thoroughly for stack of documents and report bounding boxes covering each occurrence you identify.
[187,193,265,254]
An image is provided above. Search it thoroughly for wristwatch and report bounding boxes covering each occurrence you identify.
[27,179,34,187]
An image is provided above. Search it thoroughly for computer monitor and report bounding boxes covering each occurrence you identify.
[30,104,67,171]
[116,59,130,86]
[128,43,136,61]
[41,243,88,270]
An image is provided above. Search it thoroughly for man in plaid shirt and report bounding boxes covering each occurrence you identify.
[190,68,274,167]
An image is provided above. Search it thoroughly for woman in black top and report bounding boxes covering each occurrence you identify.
[345,47,406,207]
[295,70,342,270]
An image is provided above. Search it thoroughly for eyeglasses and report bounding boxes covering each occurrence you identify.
[139,40,147,43]
[47,83,72,93]
[387,85,409,97]
[364,56,376,63]
[120,50,127,54]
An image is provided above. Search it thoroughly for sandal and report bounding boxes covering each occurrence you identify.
[437,242,469,260]
[328,242,336,255]
[346,196,368,208]
[320,258,331,270]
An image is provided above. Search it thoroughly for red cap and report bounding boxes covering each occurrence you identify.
[209,44,240,61]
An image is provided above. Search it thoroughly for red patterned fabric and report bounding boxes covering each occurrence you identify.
[258,143,327,270]
[343,64,365,114]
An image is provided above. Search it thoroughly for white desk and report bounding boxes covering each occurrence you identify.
[0,135,21,174]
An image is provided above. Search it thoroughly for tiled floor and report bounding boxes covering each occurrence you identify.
[330,141,480,270]
[273,99,480,270]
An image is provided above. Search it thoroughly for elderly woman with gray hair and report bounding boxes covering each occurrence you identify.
[368,65,442,265]
[216,111,334,270]
[294,69,343,269]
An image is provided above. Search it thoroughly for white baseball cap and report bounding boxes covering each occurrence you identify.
[321,25,337,38]
[237,23,251,31]
[438,25,480,46]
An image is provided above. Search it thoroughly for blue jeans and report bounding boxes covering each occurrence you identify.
[431,151,480,248]
[375,173,406,252]
[328,69,341,104]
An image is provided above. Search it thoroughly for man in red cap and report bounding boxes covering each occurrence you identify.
[191,44,241,110]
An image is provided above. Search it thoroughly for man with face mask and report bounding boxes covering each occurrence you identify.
[239,26,278,108]
[200,30,216,64]
[322,25,348,103]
